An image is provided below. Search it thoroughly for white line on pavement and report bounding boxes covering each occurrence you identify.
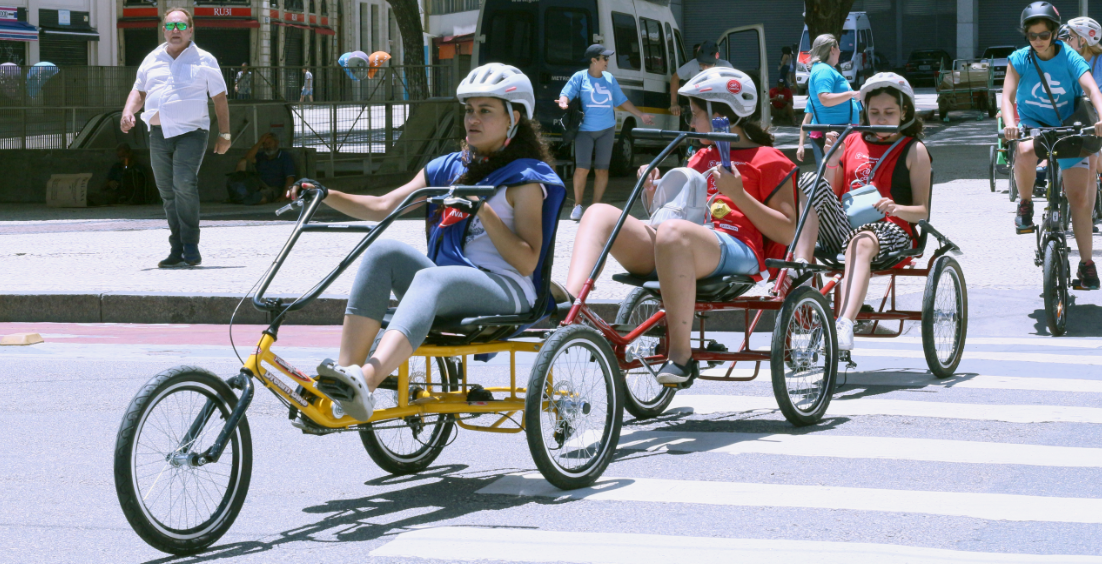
[668,394,1102,424]
[617,430,1102,467]
[698,369,1102,392]
[477,474,1102,524]
[371,526,1102,564]
[851,347,1102,366]
[875,336,1102,349]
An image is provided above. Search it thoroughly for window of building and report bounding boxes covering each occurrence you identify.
[611,12,640,71]
[544,9,590,66]
[639,17,665,74]
[371,4,380,53]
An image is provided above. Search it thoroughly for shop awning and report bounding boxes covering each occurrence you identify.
[116,19,158,29]
[194,18,260,29]
[0,20,37,41]
[313,26,335,36]
[40,28,99,41]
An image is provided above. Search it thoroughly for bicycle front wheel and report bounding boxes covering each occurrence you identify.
[114,367,252,555]
[1043,239,1069,336]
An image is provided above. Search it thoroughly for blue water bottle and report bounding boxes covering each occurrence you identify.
[712,116,731,172]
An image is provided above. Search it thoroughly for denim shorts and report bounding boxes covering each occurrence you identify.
[709,230,760,278]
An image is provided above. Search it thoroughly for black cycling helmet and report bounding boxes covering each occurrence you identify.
[1020,1,1061,29]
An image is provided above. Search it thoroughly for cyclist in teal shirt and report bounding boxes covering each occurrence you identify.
[1003,1,1102,290]
[558,44,653,219]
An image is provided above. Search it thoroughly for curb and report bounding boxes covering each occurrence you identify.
[0,292,775,332]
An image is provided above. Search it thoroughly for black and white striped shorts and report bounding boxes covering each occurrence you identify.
[798,172,913,263]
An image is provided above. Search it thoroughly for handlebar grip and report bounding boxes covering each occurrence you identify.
[633,128,741,143]
[449,184,497,197]
[802,124,899,134]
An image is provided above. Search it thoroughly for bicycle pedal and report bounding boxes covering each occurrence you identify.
[1072,279,1098,291]
[839,351,857,370]
[1015,224,1037,234]
[315,377,355,401]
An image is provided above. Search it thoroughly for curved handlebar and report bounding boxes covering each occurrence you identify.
[801,124,899,134]
[998,123,1097,140]
[633,128,740,142]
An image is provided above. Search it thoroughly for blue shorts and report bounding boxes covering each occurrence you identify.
[709,230,760,278]
[1020,119,1089,170]
[301,88,313,96]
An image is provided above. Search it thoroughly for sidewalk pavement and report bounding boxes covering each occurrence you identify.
[0,118,1039,327]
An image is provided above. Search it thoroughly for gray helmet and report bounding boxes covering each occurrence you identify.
[1020,1,1061,29]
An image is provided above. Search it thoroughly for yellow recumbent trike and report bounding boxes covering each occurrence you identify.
[112,183,624,555]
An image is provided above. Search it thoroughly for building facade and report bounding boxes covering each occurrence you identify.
[0,1,116,66]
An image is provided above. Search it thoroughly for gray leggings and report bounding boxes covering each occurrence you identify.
[345,239,530,350]
[574,126,616,170]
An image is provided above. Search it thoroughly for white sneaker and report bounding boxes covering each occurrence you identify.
[570,205,583,221]
[836,318,855,351]
[317,359,375,421]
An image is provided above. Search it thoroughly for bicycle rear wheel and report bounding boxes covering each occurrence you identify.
[1043,239,1069,336]
[614,287,674,419]
[114,367,252,555]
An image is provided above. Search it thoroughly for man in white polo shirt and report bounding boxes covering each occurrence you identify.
[120,7,230,268]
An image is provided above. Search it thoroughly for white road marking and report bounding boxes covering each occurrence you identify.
[851,347,1102,366]
[862,336,1102,349]
[699,368,1102,392]
[477,474,1102,523]
[668,394,1102,424]
[617,429,1102,467]
[371,526,1102,563]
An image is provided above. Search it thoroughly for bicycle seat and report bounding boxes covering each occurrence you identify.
[611,272,756,302]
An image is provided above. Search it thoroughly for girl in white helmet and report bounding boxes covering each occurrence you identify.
[1060,17,1102,218]
[564,67,802,384]
[796,73,932,351]
[287,63,565,422]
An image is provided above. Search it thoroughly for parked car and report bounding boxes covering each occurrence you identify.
[904,49,952,85]
[795,11,876,92]
[982,45,1016,84]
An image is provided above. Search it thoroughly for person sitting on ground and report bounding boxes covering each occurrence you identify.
[770,77,796,126]
[94,143,150,205]
[794,73,931,351]
[231,133,296,204]
[288,63,563,422]
[564,67,801,384]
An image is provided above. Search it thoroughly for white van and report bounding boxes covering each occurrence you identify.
[795,12,875,93]
[472,0,769,175]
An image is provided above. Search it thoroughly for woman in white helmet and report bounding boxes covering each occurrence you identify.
[796,73,932,351]
[287,63,564,422]
[564,67,802,384]
[1061,17,1102,206]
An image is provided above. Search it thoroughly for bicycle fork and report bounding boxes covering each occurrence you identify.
[174,369,255,467]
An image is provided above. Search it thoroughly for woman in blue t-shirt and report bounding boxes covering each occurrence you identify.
[797,33,861,168]
[1003,2,1102,290]
[557,44,654,220]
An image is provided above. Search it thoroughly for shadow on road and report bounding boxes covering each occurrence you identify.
[1029,302,1102,337]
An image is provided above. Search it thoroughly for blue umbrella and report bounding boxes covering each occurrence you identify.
[27,61,58,99]
[338,51,370,81]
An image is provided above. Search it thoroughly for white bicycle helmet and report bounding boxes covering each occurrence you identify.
[1065,17,1102,46]
[859,72,917,130]
[456,63,535,141]
[678,66,757,121]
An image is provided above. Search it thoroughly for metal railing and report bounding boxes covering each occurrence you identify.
[0,63,463,109]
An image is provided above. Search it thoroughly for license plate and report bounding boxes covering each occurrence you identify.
[919,65,931,70]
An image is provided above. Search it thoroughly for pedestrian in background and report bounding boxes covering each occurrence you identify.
[669,40,733,117]
[797,33,860,167]
[770,77,795,125]
[300,66,314,103]
[120,7,230,268]
[778,46,793,87]
[234,62,252,100]
[558,44,654,220]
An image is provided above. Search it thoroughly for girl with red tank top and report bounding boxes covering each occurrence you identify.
[797,74,932,352]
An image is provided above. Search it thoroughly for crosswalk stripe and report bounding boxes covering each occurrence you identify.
[477,474,1102,524]
[851,347,1102,366]
[668,394,1102,424]
[371,526,1102,563]
[698,369,1102,392]
[867,336,1102,349]
[617,430,1102,467]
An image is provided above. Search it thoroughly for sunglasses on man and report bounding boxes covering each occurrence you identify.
[164,22,189,31]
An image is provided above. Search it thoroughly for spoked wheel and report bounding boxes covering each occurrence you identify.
[770,286,837,426]
[1009,163,1019,202]
[114,367,252,555]
[526,324,623,490]
[614,287,674,419]
[1043,239,1070,336]
[360,334,460,474]
[921,256,969,377]
[989,146,997,192]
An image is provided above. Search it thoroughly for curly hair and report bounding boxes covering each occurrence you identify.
[455,100,553,186]
[859,87,925,139]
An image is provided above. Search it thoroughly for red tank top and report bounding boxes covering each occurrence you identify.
[688,145,798,273]
[839,133,922,242]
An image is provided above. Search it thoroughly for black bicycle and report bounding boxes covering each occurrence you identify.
[1008,124,1095,335]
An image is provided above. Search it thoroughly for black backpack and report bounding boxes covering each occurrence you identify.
[558,97,584,144]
